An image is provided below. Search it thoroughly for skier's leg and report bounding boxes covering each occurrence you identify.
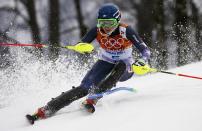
[48,60,114,112]
[45,60,127,114]
[83,61,127,113]
[95,60,127,93]
[46,86,89,114]
[26,85,89,124]
[80,60,115,90]
[28,86,89,121]
[80,60,121,113]
[30,60,115,119]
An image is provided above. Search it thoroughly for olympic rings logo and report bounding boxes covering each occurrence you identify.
[100,38,125,49]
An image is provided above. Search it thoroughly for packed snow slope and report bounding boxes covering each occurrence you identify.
[0,61,202,131]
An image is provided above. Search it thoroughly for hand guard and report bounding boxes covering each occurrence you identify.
[65,43,94,54]
[132,59,151,75]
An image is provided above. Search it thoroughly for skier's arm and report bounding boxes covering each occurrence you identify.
[126,26,151,61]
[80,27,97,43]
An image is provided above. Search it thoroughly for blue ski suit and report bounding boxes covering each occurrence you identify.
[79,23,151,90]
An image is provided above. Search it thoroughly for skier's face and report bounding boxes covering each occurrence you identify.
[102,27,116,34]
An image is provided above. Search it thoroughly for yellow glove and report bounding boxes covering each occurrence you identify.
[65,43,94,54]
[132,59,151,75]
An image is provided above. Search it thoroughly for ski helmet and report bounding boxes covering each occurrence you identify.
[97,3,121,22]
[97,4,121,35]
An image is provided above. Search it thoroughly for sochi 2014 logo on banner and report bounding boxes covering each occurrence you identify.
[100,38,125,49]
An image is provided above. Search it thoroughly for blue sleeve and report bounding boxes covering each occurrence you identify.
[80,27,97,43]
[126,26,151,61]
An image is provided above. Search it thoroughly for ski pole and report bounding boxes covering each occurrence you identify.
[149,67,202,80]
[0,43,69,49]
[0,43,94,54]
[0,43,48,48]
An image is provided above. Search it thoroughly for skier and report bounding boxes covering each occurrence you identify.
[26,3,151,124]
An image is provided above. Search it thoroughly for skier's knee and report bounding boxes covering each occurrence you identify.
[119,72,133,82]
[116,61,126,70]
[79,82,94,91]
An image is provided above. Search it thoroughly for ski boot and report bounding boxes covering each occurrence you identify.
[26,106,52,124]
[82,99,98,113]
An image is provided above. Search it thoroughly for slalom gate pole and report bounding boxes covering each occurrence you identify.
[149,68,202,80]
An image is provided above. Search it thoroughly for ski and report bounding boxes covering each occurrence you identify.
[87,87,136,99]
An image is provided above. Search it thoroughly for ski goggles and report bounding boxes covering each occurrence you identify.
[97,19,119,28]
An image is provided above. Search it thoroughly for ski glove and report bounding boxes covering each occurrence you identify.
[64,43,94,54]
[133,59,146,66]
[132,59,151,75]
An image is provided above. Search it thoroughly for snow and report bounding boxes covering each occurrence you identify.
[0,60,202,131]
